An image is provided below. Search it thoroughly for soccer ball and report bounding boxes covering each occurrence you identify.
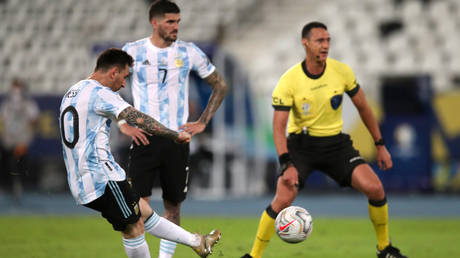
[275,206,313,243]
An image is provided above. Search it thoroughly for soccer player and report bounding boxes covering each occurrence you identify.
[59,48,220,258]
[242,22,408,258]
[121,1,227,257]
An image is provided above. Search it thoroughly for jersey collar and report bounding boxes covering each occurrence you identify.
[147,37,176,51]
[302,60,326,80]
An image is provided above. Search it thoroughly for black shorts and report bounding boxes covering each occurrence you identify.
[128,135,190,204]
[84,180,141,231]
[286,133,366,189]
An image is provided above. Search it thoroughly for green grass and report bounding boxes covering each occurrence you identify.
[1,216,460,257]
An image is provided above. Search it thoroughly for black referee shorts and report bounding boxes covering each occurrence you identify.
[84,180,141,232]
[128,134,190,204]
[286,132,366,189]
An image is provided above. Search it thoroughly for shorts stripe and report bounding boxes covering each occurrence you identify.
[108,181,132,218]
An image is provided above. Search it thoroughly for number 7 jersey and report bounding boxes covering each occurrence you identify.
[122,38,215,131]
[59,79,131,204]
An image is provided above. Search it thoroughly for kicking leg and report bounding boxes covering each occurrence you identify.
[139,198,221,257]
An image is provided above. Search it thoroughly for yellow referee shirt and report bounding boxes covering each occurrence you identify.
[272,58,359,136]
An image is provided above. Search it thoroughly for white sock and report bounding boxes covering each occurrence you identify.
[123,234,151,258]
[144,212,200,247]
[158,239,177,258]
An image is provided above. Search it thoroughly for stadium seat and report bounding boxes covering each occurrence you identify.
[2,0,459,94]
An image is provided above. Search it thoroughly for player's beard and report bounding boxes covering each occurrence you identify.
[159,28,178,43]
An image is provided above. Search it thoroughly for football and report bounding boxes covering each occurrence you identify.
[275,206,313,243]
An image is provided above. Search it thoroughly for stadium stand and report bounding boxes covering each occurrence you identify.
[221,0,460,99]
[0,0,257,93]
[2,0,458,95]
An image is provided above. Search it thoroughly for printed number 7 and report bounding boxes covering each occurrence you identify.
[159,68,167,83]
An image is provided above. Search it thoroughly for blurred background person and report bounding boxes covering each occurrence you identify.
[0,78,39,203]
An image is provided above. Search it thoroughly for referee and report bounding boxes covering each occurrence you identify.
[242,22,408,258]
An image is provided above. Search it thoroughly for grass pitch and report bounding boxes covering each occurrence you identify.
[1,216,460,257]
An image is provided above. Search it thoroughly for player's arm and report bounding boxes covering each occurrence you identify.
[273,110,290,156]
[118,106,190,143]
[350,87,392,170]
[117,120,151,146]
[273,109,298,189]
[180,70,228,136]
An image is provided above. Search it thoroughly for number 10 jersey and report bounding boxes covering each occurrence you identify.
[59,79,131,204]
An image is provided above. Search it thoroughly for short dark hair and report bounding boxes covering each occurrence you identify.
[148,0,180,21]
[94,48,134,72]
[301,21,328,39]
[11,77,26,88]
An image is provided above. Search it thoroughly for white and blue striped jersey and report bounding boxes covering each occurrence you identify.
[122,38,215,131]
[59,79,131,204]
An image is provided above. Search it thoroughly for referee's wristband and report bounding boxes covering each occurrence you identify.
[375,138,385,146]
[279,153,293,172]
[117,119,127,128]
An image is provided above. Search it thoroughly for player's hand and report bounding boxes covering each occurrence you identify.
[179,121,206,136]
[376,145,392,171]
[176,131,191,143]
[282,166,299,191]
[119,123,151,146]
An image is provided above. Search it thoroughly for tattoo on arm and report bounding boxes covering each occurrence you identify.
[118,107,178,140]
[201,70,228,125]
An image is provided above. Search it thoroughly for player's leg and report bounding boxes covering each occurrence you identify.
[351,164,388,247]
[157,141,190,258]
[139,198,221,257]
[318,134,405,257]
[244,134,309,258]
[351,164,407,258]
[128,136,159,202]
[139,198,197,246]
[84,180,151,258]
[246,169,299,258]
[128,135,168,254]
[158,200,181,257]
[122,220,151,258]
[320,133,389,249]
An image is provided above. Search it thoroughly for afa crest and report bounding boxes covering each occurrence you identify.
[175,58,183,67]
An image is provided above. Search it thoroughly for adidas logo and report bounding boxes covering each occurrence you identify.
[142,59,150,65]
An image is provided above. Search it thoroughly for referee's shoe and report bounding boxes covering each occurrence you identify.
[377,244,408,258]
[193,229,221,257]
